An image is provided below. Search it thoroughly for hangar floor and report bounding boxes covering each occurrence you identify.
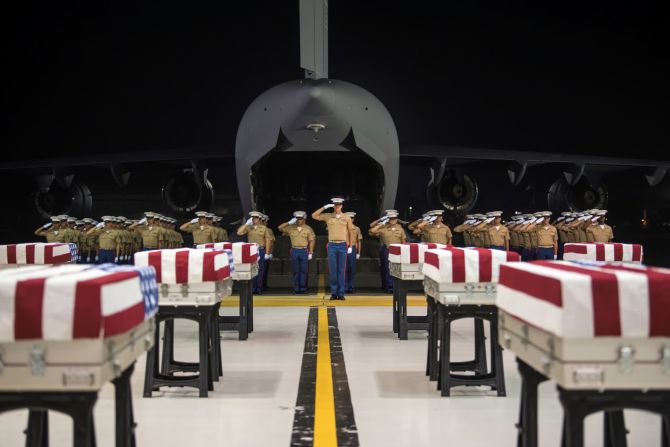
[0,300,662,446]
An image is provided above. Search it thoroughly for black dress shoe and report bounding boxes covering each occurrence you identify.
[330,294,338,300]
[338,295,345,301]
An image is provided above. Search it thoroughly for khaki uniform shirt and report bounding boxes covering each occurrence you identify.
[509,228,519,247]
[90,228,121,250]
[536,225,558,247]
[44,229,64,243]
[376,224,407,246]
[136,225,163,248]
[183,223,216,245]
[214,227,228,242]
[352,225,363,247]
[421,224,452,244]
[239,224,270,248]
[487,225,510,246]
[86,233,98,252]
[316,213,354,243]
[282,224,316,248]
[586,224,614,243]
[463,231,472,246]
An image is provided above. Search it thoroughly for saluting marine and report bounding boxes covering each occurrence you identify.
[524,211,558,260]
[211,216,229,242]
[369,209,407,294]
[586,209,614,242]
[260,214,275,292]
[237,211,273,294]
[484,211,510,251]
[312,197,356,301]
[87,216,121,263]
[345,211,363,294]
[278,211,316,294]
[413,209,452,245]
[180,211,216,246]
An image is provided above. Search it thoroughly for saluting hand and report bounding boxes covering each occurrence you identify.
[288,217,297,225]
[245,217,253,226]
[323,204,334,209]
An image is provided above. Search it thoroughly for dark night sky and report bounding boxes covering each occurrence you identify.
[3,1,669,162]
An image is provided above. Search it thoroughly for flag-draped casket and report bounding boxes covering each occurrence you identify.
[420,247,521,305]
[497,261,670,389]
[134,248,233,305]
[196,242,259,280]
[0,264,158,390]
[388,243,447,280]
[563,243,643,263]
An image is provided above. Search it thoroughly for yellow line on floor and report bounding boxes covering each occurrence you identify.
[219,295,427,307]
[314,306,337,447]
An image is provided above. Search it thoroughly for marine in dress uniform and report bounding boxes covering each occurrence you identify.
[527,211,558,260]
[485,211,510,250]
[345,212,363,294]
[130,212,165,250]
[261,214,275,292]
[180,211,216,247]
[408,214,430,242]
[453,214,476,247]
[506,214,523,253]
[312,197,356,300]
[237,211,273,294]
[87,216,121,263]
[278,211,316,294]
[212,216,229,242]
[414,209,453,244]
[34,216,64,243]
[586,209,614,242]
[369,209,407,294]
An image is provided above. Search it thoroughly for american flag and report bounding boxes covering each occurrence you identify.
[497,260,670,338]
[134,248,232,284]
[196,242,259,264]
[563,243,643,263]
[421,247,521,283]
[0,243,78,265]
[388,243,447,264]
[0,264,158,342]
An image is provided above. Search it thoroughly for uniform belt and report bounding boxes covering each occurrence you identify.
[538,245,553,248]
[329,240,346,243]
[292,246,308,249]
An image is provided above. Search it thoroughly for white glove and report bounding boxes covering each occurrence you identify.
[288,217,297,225]
[565,218,574,223]
[485,217,495,224]
[428,216,437,222]
[264,253,272,260]
[42,223,52,229]
[191,218,198,224]
[323,204,334,209]
[139,217,148,225]
[356,254,360,260]
[555,217,565,222]
[347,247,353,254]
[95,255,99,262]
[580,215,591,221]
[114,256,119,263]
[553,254,558,260]
[379,217,389,225]
[591,216,600,222]
[308,253,313,261]
[245,217,253,226]
[96,222,105,229]
[422,215,432,221]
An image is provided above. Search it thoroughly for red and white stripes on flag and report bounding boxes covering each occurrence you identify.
[421,247,521,283]
[134,248,231,284]
[196,242,259,264]
[0,243,75,265]
[563,243,643,263]
[497,261,670,338]
[388,243,447,264]
[0,264,156,342]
